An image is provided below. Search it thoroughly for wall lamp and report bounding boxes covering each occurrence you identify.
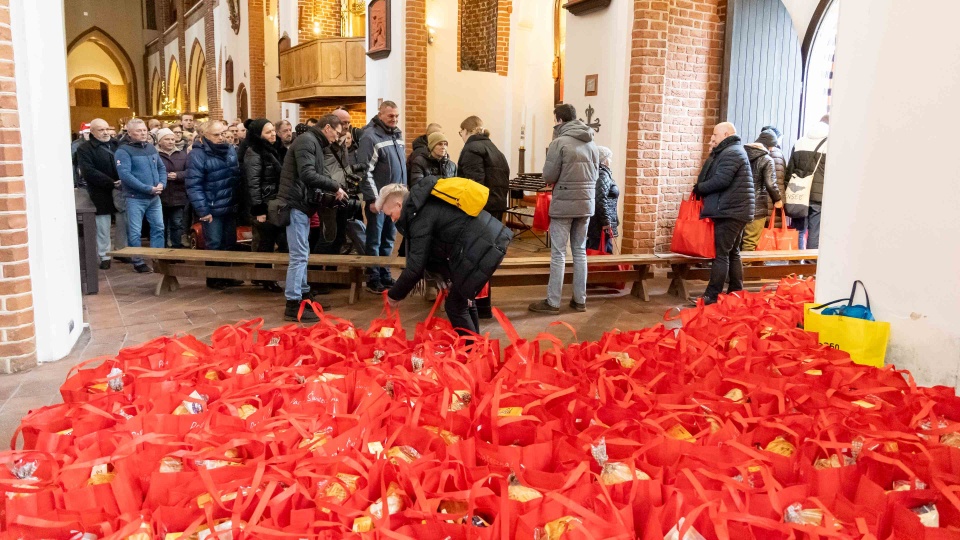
[427,25,436,45]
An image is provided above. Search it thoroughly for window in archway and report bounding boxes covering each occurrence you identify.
[803,0,839,130]
[189,42,208,113]
[168,57,183,114]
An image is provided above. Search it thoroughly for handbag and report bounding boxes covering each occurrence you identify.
[756,208,799,251]
[266,199,289,228]
[587,228,629,289]
[804,281,890,367]
[784,138,826,218]
[532,190,551,231]
[669,193,716,258]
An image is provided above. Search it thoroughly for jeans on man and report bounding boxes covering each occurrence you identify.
[806,202,822,249]
[547,216,589,308]
[201,213,237,251]
[364,204,396,283]
[126,197,164,266]
[285,208,314,301]
[704,218,748,301]
[95,214,112,261]
[162,205,186,248]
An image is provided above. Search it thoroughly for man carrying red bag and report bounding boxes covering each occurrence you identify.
[691,122,755,305]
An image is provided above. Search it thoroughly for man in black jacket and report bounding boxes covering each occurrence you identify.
[692,122,756,305]
[381,178,512,335]
[77,118,121,269]
[279,114,347,321]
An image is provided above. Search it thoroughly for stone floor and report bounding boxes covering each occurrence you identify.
[0,258,705,447]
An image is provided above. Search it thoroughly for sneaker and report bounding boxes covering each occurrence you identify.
[381,275,396,288]
[222,279,244,287]
[99,260,111,270]
[133,263,152,274]
[310,284,332,296]
[690,296,717,307]
[366,281,386,294]
[284,299,320,322]
[569,300,587,313]
[207,279,227,290]
[528,300,559,314]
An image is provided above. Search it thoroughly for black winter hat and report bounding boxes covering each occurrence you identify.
[756,130,778,149]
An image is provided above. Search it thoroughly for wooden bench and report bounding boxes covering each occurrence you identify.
[109,247,816,304]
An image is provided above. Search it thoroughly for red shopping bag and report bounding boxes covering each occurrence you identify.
[757,208,799,251]
[669,194,715,258]
[532,191,551,231]
[587,229,629,290]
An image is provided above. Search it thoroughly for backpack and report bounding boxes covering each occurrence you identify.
[784,138,827,218]
[430,177,489,217]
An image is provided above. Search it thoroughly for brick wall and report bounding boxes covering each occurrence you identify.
[621,0,726,254]
[203,1,222,118]
[298,0,341,42]
[298,101,366,125]
[405,0,427,152]
[456,0,510,75]
[0,0,36,372]
[248,0,266,118]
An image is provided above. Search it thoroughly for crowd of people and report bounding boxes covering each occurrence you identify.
[71,99,825,329]
[692,115,829,305]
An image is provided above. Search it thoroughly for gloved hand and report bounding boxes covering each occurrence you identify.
[691,184,702,197]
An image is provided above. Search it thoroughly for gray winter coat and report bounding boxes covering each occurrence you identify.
[543,120,599,218]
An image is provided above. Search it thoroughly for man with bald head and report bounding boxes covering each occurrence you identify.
[77,118,123,269]
[333,107,363,152]
[691,121,755,305]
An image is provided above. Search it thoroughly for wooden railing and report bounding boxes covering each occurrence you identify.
[278,37,366,103]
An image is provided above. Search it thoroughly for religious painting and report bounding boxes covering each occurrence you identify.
[228,0,241,35]
[367,0,391,60]
[585,74,598,96]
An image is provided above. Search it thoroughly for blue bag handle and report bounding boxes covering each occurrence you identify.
[811,280,872,313]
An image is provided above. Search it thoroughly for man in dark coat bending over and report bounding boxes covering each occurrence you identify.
[381,178,513,335]
[692,122,756,305]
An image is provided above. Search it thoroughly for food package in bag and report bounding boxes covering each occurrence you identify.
[764,436,796,457]
[663,517,707,540]
[913,504,940,527]
[784,502,823,526]
[535,516,582,540]
[368,482,404,519]
[591,437,650,485]
[508,473,543,502]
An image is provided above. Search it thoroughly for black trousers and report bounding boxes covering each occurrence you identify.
[446,289,480,336]
[704,218,747,301]
[474,210,504,319]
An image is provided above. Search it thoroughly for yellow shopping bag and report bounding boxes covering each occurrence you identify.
[803,303,890,367]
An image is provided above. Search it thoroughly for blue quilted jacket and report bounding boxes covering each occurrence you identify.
[115,140,166,200]
[186,139,240,217]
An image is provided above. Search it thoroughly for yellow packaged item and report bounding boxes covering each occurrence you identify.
[724,388,745,403]
[666,424,696,443]
[424,426,461,445]
[592,437,650,485]
[204,370,220,381]
[197,489,238,508]
[450,390,472,412]
[368,483,404,519]
[299,431,331,451]
[377,327,395,338]
[237,404,257,420]
[764,436,796,457]
[386,445,421,464]
[498,407,523,417]
[610,351,636,369]
[541,516,581,539]
[88,464,115,486]
[783,503,823,526]
[352,516,374,533]
[159,457,183,473]
[814,455,843,469]
[941,432,960,448]
[508,474,543,502]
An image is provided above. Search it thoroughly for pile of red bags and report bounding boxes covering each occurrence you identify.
[4,278,960,539]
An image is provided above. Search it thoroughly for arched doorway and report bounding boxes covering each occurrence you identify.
[167,57,183,114]
[66,27,138,129]
[236,83,249,120]
[801,0,839,132]
[188,40,208,113]
[151,69,161,115]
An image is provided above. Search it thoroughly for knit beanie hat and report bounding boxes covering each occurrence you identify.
[155,128,175,142]
[756,130,778,149]
[427,132,448,151]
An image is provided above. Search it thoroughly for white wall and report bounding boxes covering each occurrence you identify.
[562,1,633,238]
[264,0,282,120]
[367,0,406,128]
[214,0,252,120]
[425,0,553,172]
[11,0,84,362]
[816,0,960,387]
[278,0,300,123]
[779,0,820,40]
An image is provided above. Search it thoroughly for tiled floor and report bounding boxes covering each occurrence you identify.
[0,259,698,447]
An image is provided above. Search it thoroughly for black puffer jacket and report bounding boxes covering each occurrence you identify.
[278,127,339,215]
[457,134,510,215]
[244,139,282,217]
[769,145,787,197]
[587,164,620,244]
[77,138,119,215]
[388,176,513,302]
[744,144,780,220]
[409,152,456,187]
[406,134,430,183]
[695,135,755,222]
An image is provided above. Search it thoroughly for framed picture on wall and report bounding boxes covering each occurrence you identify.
[367,0,391,60]
[585,74,598,96]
